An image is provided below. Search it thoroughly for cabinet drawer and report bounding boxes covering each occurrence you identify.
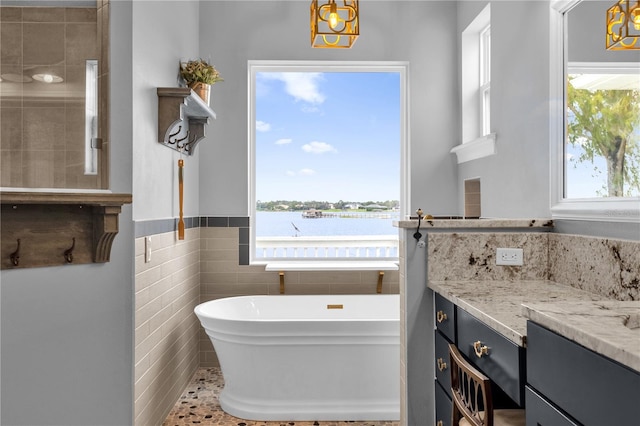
[456,308,525,406]
[527,321,640,425]
[435,380,452,426]
[525,386,579,426]
[435,330,452,397]
[435,292,455,342]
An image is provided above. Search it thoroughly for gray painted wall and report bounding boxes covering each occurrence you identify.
[196,0,460,217]
[0,1,135,425]
[132,0,202,221]
[456,1,551,219]
[569,0,640,63]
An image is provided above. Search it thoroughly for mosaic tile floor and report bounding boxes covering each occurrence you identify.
[163,367,400,426]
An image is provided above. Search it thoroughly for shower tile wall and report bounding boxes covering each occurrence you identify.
[135,220,401,421]
[0,6,103,188]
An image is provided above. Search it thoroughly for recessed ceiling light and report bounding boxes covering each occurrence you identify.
[32,73,64,83]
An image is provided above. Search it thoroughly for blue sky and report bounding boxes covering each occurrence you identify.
[255,72,400,202]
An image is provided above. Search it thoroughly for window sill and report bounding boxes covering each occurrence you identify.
[551,198,640,223]
[264,260,399,272]
[450,133,496,164]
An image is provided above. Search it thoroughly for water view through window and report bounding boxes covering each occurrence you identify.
[253,68,402,260]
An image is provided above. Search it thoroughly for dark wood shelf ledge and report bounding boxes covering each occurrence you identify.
[1,191,132,269]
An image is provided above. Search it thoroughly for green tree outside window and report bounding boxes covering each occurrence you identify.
[567,77,640,197]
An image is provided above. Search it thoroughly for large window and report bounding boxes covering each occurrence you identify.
[550,0,639,222]
[249,62,408,264]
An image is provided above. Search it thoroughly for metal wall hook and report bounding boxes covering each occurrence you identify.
[64,238,76,263]
[414,208,423,241]
[168,125,182,140]
[10,239,20,266]
[168,131,189,149]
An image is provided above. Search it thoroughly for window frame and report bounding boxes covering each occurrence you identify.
[549,0,640,223]
[452,4,495,164]
[479,24,491,137]
[247,60,410,266]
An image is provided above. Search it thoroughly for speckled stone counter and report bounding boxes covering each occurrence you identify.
[427,280,609,346]
[394,218,554,229]
[428,280,640,372]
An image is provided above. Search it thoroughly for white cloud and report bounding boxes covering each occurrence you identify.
[275,138,292,145]
[302,141,337,154]
[286,169,316,176]
[263,72,326,105]
[301,105,321,114]
[256,120,271,132]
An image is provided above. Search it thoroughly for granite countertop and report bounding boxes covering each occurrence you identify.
[428,280,640,372]
[394,218,553,229]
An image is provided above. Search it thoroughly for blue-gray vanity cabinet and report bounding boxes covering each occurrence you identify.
[435,330,452,395]
[435,375,452,426]
[525,386,579,426]
[435,292,456,342]
[526,321,640,426]
[434,292,455,426]
[456,308,526,406]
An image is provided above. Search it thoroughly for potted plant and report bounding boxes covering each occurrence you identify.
[179,58,223,105]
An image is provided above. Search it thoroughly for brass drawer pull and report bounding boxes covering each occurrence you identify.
[436,310,448,323]
[473,340,489,358]
[437,357,447,371]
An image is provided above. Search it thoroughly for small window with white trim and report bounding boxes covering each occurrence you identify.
[461,4,491,144]
[452,4,495,165]
[479,24,491,137]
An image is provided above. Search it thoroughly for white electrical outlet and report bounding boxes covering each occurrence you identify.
[496,248,523,266]
[145,236,152,263]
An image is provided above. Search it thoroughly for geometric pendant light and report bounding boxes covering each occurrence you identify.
[311,0,359,48]
[606,0,640,50]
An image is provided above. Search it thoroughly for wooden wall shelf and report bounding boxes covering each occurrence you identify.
[157,87,216,155]
[1,191,132,269]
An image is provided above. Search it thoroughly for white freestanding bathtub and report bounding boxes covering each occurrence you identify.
[194,294,400,421]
